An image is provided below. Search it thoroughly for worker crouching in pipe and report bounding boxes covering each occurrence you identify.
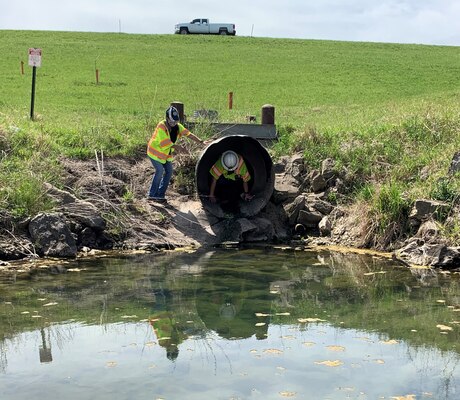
[196,135,274,218]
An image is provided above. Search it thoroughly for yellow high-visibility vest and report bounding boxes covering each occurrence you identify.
[210,154,251,182]
[147,120,190,164]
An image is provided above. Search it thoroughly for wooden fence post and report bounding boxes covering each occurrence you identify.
[228,92,233,110]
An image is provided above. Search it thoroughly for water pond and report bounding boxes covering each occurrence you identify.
[0,247,459,400]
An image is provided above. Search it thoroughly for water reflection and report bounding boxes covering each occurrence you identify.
[39,328,52,363]
[0,248,459,399]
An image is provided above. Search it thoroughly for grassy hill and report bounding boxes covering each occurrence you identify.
[1,30,460,246]
[2,31,460,128]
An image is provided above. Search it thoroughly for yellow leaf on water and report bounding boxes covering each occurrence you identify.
[43,302,58,307]
[121,315,138,319]
[255,322,266,327]
[279,391,296,397]
[250,349,258,353]
[21,311,30,314]
[314,360,343,367]
[144,341,156,347]
[302,341,316,347]
[375,359,385,364]
[381,339,399,345]
[264,348,283,355]
[255,313,270,317]
[297,318,326,323]
[280,335,295,340]
[436,324,453,331]
[326,345,345,352]
[106,361,117,367]
[276,312,291,316]
[270,290,280,294]
[390,395,416,400]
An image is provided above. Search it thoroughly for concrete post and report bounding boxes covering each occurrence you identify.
[261,104,275,125]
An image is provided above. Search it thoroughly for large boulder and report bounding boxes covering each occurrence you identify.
[297,209,323,228]
[306,194,333,215]
[29,213,77,258]
[284,195,305,225]
[272,154,305,204]
[396,239,460,268]
[321,158,336,180]
[409,199,450,227]
[307,169,327,193]
[319,216,332,236]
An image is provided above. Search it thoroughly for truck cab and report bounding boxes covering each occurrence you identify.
[189,19,210,34]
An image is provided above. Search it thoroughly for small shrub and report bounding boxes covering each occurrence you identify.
[430,177,459,203]
[357,184,375,202]
[364,182,411,248]
[1,174,53,217]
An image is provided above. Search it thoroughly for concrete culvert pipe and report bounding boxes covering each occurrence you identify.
[196,135,274,218]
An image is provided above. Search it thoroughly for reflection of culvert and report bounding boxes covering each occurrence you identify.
[196,135,274,218]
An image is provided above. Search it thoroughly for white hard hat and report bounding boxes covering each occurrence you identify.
[166,106,180,126]
[221,150,238,171]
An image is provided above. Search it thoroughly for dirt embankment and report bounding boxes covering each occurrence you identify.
[1,152,459,276]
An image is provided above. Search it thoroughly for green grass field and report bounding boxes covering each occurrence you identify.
[2,31,460,128]
[1,30,460,245]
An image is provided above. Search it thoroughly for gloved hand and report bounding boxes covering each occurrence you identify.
[241,193,254,202]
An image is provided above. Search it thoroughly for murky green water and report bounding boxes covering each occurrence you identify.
[1,248,459,400]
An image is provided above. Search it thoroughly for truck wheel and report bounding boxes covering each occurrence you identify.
[219,30,228,35]
[180,28,188,35]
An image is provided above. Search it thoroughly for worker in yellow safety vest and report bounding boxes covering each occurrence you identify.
[147,106,204,203]
[209,150,254,203]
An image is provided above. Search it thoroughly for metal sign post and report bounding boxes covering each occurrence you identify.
[28,48,42,120]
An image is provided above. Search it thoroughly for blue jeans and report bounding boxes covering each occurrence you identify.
[148,158,173,198]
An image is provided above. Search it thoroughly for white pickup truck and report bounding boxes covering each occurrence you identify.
[175,19,236,36]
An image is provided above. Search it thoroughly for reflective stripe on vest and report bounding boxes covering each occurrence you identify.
[160,138,173,147]
[148,144,169,160]
[235,156,245,175]
[212,164,223,178]
[178,128,190,138]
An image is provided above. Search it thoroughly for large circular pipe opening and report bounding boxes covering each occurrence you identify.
[196,135,274,217]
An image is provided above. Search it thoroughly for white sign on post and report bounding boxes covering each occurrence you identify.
[28,48,42,67]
